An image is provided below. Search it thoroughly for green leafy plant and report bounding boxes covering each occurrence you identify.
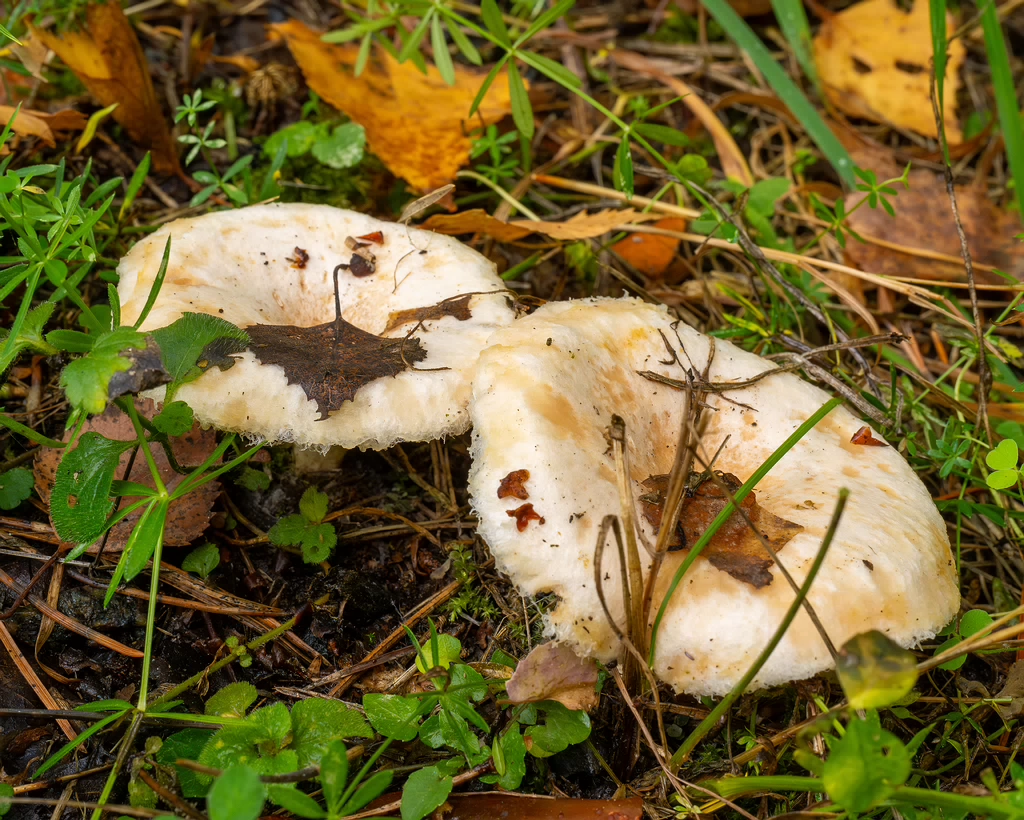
[0,466,33,509]
[932,609,995,671]
[175,90,286,207]
[181,542,220,579]
[264,120,366,171]
[268,486,338,563]
[986,438,1021,490]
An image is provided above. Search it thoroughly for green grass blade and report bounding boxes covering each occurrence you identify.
[33,709,130,779]
[928,0,950,165]
[770,0,819,93]
[979,0,1024,222]
[700,0,855,186]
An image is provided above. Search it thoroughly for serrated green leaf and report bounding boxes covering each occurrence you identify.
[151,312,249,398]
[299,487,329,523]
[182,543,220,579]
[401,765,453,820]
[822,713,910,814]
[206,682,258,719]
[207,765,266,820]
[291,698,373,768]
[50,433,133,543]
[311,123,366,170]
[0,467,33,509]
[363,694,421,741]
[153,400,194,436]
[60,328,147,415]
[249,703,292,748]
[235,466,270,491]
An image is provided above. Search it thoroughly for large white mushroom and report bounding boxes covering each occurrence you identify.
[117,203,515,450]
[468,297,959,696]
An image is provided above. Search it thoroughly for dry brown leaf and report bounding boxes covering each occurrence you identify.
[271,20,517,192]
[843,167,1024,283]
[421,207,659,241]
[29,2,179,173]
[9,32,51,81]
[611,217,687,276]
[35,399,219,549]
[641,471,803,589]
[674,0,773,15]
[0,105,86,146]
[813,0,964,142]
[505,641,600,712]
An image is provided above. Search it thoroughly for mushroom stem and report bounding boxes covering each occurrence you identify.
[331,262,348,347]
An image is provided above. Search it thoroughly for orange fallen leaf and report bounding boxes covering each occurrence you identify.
[29,1,179,173]
[843,157,1024,283]
[422,207,661,241]
[271,19,518,192]
[0,105,87,146]
[814,0,964,142]
[611,217,687,276]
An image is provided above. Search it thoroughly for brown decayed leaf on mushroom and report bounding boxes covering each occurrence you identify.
[813,0,964,142]
[270,20,518,192]
[246,319,427,421]
[29,2,179,173]
[640,471,804,589]
[383,294,474,334]
[497,469,531,500]
[34,399,219,549]
[421,208,662,241]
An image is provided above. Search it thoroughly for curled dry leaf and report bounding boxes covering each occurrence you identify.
[0,105,87,147]
[421,207,661,242]
[505,641,600,712]
[271,20,518,192]
[507,503,544,532]
[34,399,219,549]
[29,2,179,173]
[843,166,1024,283]
[610,217,687,277]
[813,0,964,142]
[640,471,804,589]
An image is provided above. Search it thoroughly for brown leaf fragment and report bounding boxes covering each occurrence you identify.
[421,207,661,242]
[0,105,87,147]
[245,319,426,420]
[507,503,544,532]
[641,471,803,588]
[996,660,1024,719]
[505,641,599,712]
[107,337,170,400]
[287,247,309,269]
[384,294,474,334]
[497,469,530,500]
[356,231,384,244]
[851,426,888,446]
[34,399,218,549]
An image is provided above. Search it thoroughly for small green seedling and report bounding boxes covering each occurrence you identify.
[0,467,33,510]
[268,487,338,563]
[986,438,1021,490]
[181,543,220,579]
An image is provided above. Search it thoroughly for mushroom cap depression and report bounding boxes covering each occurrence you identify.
[468,298,958,696]
[117,203,515,449]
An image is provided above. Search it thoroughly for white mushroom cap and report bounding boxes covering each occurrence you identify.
[468,297,958,696]
[117,203,515,449]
